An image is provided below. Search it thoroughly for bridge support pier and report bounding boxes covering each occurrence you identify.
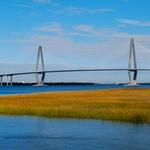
[6,75,13,86]
[10,75,13,86]
[0,76,3,86]
[6,76,9,86]
[128,38,138,85]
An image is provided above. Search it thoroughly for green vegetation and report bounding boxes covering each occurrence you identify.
[0,89,150,123]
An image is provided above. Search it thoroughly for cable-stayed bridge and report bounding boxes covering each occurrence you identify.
[0,38,149,86]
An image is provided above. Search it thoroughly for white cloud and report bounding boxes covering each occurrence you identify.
[75,25,94,33]
[55,7,114,15]
[1,23,150,70]
[35,23,117,38]
[33,0,51,3]
[15,4,33,8]
[118,19,150,27]
[74,24,115,37]
[32,0,60,6]
[35,23,63,33]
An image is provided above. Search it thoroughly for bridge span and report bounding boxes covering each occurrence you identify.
[0,38,148,86]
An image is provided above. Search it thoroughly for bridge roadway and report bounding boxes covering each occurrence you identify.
[1,68,150,86]
[1,68,150,76]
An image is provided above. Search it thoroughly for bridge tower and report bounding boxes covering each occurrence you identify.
[128,38,137,85]
[35,46,45,85]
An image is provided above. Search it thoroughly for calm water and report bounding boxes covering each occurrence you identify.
[0,116,150,150]
[0,84,150,95]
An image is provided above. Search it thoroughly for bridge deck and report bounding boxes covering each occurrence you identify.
[0,68,150,77]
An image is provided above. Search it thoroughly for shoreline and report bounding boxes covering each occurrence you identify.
[0,88,150,124]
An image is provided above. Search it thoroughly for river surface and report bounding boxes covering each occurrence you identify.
[0,116,149,150]
[0,84,150,95]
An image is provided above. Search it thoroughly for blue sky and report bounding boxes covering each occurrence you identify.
[0,0,150,82]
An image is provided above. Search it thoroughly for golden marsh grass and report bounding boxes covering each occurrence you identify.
[0,89,150,123]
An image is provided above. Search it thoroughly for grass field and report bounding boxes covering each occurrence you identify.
[0,88,150,123]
